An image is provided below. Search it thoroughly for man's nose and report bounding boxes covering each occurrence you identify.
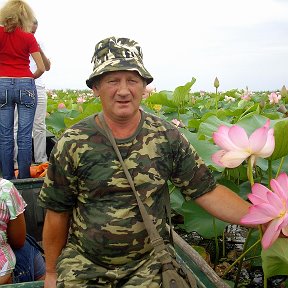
[117,81,130,95]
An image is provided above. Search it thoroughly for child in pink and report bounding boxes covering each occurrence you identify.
[0,178,26,284]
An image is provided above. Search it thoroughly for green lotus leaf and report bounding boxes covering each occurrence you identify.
[261,238,288,277]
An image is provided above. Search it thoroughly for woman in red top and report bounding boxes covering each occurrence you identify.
[0,0,45,180]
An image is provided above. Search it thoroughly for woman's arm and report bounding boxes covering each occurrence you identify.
[7,212,26,249]
[31,51,45,79]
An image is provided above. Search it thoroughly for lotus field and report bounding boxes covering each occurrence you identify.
[46,78,288,287]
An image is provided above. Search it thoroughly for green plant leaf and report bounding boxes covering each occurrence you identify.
[236,114,268,134]
[192,245,210,261]
[65,102,102,128]
[46,111,68,132]
[181,200,228,239]
[245,229,262,267]
[170,188,185,214]
[268,119,288,160]
[216,178,240,194]
[172,78,196,106]
[180,128,220,168]
[143,91,177,108]
[261,238,288,277]
[197,116,231,140]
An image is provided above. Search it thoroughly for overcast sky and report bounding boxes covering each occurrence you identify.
[2,0,288,92]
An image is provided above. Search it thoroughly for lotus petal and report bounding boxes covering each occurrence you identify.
[217,150,250,168]
[282,225,288,236]
[248,183,270,204]
[266,192,285,212]
[249,120,271,152]
[240,204,276,225]
[271,173,288,200]
[256,129,275,158]
[213,126,242,151]
[227,125,250,149]
[211,150,227,167]
[262,219,282,249]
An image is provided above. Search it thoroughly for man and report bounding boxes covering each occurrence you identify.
[39,37,251,288]
[31,19,51,163]
[14,19,51,168]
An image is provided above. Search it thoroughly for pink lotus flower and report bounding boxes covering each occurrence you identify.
[58,103,66,109]
[77,96,85,103]
[268,92,281,104]
[199,90,206,97]
[240,172,288,249]
[143,84,156,99]
[171,119,185,128]
[212,120,275,168]
[241,90,253,101]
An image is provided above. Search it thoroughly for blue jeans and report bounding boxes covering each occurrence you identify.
[13,235,46,283]
[0,78,37,179]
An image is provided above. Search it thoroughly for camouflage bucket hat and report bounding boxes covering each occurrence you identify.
[86,37,153,88]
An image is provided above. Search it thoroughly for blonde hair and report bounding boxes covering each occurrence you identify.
[0,0,35,32]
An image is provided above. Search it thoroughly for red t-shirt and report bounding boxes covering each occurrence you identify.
[0,26,39,77]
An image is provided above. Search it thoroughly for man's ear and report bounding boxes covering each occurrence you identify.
[92,86,100,97]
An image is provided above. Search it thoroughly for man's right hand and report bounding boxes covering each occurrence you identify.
[44,272,57,288]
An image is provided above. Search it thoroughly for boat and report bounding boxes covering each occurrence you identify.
[6,132,230,288]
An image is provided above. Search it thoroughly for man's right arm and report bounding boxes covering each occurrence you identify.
[43,209,70,288]
[39,46,51,71]
[31,51,45,79]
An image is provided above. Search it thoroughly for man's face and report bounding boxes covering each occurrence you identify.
[92,71,146,122]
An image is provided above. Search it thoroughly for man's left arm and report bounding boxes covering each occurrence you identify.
[195,184,252,226]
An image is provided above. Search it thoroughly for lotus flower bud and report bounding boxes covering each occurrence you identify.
[277,104,287,114]
[78,106,83,113]
[214,77,220,89]
[259,99,265,108]
[280,85,288,98]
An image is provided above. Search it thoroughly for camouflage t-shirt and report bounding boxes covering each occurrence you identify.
[38,111,216,266]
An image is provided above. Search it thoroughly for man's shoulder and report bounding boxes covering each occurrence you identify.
[72,114,97,129]
[142,111,180,139]
[142,110,174,128]
[58,114,97,143]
